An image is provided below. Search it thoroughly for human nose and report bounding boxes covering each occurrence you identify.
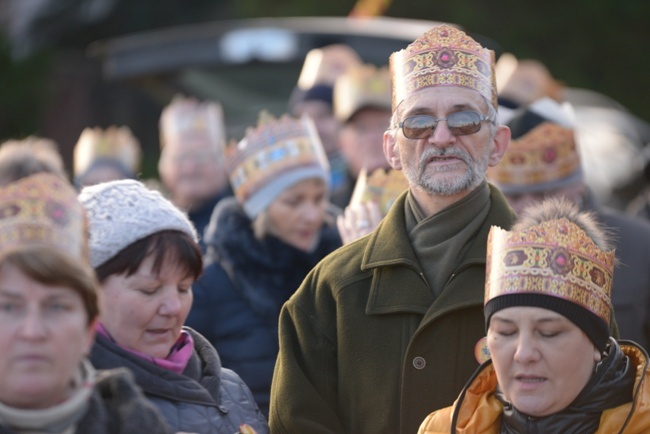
[513,335,540,363]
[428,118,455,146]
[18,309,48,340]
[158,289,182,316]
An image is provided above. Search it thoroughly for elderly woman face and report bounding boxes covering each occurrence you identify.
[99,253,194,359]
[0,261,94,409]
[487,306,600,417]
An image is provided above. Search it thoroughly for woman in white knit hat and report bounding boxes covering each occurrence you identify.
[184,111,342,417]
[79,179,269,434]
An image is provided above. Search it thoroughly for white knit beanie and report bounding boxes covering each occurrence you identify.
[78,179,198,268]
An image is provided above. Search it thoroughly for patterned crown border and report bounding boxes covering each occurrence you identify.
[390,25,497,109]
[488,122,580,186]
[486,219,615,323]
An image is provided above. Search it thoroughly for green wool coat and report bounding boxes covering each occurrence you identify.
[270,185,517,434]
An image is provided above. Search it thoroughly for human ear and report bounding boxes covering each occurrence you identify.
[383,130,402,170]
[487,125,511,167]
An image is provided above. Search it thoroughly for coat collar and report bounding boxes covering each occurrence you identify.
[361,184,516,316]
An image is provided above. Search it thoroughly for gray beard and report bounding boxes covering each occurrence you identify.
[403,146,488,196]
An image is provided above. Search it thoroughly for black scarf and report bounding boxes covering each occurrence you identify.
[203,197,341,328]
[497,339,636,434]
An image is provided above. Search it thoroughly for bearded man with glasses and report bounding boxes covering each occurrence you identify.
[270,25,516,434]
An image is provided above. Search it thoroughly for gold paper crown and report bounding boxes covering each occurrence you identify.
[488,122,581,190]
[349,168,409,216]
[486,218,614,324]
[297,44,362,89]
[225,111,330,204]
[333,64,392,122]
[73,126,142,176]
[0,173,87,262]
[159,95,226,151]
[389,24,497,110]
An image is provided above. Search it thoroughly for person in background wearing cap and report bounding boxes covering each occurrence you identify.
[79,179,269,434]
[0,173,175,434]
[73,125,142,189]
[158,95,233,251]
[270,25,514,434]
[288,44,362,209]
[184,111,342,418]
[332,63,395,241]
[0,136,67,186]
[489,97,650,351]
[418,198,650,433]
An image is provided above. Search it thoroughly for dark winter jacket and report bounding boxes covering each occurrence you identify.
[185,197,342,417]
[0,367,174,434]
[90,327,269,434]
[189,187,232,252]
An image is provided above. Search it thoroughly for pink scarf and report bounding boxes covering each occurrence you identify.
[96,322,194,374]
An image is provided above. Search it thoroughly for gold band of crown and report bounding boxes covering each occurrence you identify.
[486,218,614,324]
[159,96,225,150]
[226,112,329,203]
[74,126,142,176]
[334,64,391,122]
[0,173,87,262]
[349,168,409,216]
[488,122,580,188]
[389,25,497,110]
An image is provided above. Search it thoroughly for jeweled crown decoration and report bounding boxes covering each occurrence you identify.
[488,122,580,188]
[0,173,87,262]
[159,95,226,152]
[389,24,497,110]
[334,64,391,121]
[349,168,408,216]
[74,126,142,176]
[225,111,329,203]
[486,218,615,324]
[297,44,362,89]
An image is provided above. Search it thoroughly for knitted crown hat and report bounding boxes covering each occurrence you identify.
[225,111,330,218]
[78,179,197,268]
[389,24,497,110]
[484,200,615,351]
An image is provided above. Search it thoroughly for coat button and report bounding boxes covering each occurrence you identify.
[412,356,426,369]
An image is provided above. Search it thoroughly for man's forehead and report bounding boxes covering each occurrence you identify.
[399,86,486,112]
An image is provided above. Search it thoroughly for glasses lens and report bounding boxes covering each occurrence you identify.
[402,115,436,139]
[447,111,482,135]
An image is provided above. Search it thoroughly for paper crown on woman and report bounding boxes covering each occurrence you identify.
[159,95,226,153]
[225,111,330,218]
[333,64,392,122]
[73,125,142,177]
[484,199,615,350]
[488,98,582,194]
[0,173,87,262]
[389,24,497,110]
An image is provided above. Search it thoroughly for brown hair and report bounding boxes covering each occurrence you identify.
[94,230,203,284]
[1,248,100,324]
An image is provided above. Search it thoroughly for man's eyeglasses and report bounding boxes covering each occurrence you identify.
[398,111,493,139]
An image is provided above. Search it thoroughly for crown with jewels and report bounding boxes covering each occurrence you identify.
[73,125,142,177]
[334,64,392,122]
[488,122,580,190]
[486,218,614,324]
[159,95,226,153]
[225,111,330,210]
[389,24,497,110]
[349,168,409,216]
[297,44,362,89]
[0,173,87,262]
